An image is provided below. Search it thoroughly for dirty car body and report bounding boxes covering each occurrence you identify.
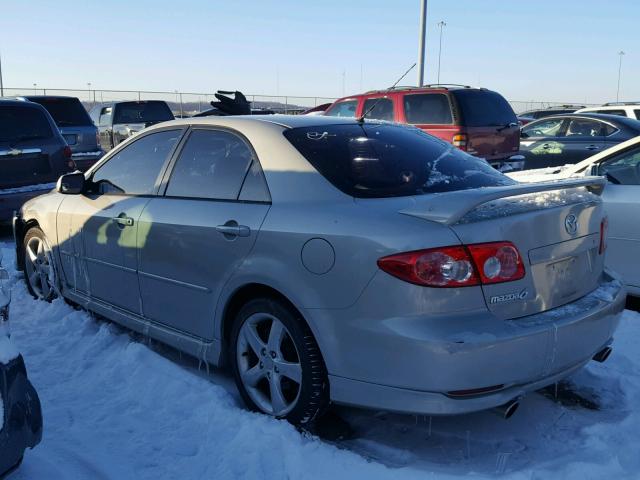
[13,115,625,419]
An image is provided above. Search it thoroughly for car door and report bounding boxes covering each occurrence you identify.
[596,146,640,290]
[561,118,605,164]
[56,128,184,314]
[137,128,271,339]
[97,106,114,151]
[520,117,568,169]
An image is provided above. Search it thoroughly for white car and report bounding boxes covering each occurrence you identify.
[509,137,640,297]
[576,103,640,120]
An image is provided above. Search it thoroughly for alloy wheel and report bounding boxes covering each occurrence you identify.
[24,236,55,300]
[236,312,303,417]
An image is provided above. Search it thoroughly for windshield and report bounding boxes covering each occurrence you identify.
[113,101,174,124]
[452,90,517,127]
[283,123,515,198]
[0,105,53,142]
[28,97,92,127]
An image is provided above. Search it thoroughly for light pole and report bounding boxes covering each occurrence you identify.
[0,51,4,97]
[616,51,625,102]
[417,0,427,86]
[437,20,446,84]
[87,82,92,107]
[33,83,37,95]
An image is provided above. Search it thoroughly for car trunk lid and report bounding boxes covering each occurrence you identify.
[399,177,607,319]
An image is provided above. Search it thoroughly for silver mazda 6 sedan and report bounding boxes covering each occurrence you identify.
[13,115,625,425]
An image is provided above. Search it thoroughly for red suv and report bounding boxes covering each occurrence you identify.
[324,85,520,169]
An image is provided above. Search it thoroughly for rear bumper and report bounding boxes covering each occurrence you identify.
[325,271,626,416]
[0,185,54,223]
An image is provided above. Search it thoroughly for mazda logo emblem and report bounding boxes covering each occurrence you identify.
[564,214,578,235]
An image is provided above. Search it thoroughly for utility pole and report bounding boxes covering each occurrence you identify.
[417,0,427,86]
[0,51,4,96]
[616,50,625,102]
[437,21,446,84]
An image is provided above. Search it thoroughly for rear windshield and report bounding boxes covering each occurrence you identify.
[283,123,514,198]
[28,97,92,127]
[113,101,174,124]
[452,90,516,127]
[0,106,52,142]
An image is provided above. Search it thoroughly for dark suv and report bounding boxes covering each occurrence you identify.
[22,96,103,171]
[324,85,520,169]
[89,100,175,152]
[0,100,75,222]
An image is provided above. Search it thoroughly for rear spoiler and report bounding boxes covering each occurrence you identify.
[400,176,606,225]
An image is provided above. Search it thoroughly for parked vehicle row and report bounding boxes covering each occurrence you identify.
[13,115,624,427]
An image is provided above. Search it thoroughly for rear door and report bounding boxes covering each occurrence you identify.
[399,92,459,143]
[596,146,640,289]
[561,118,606,164]
[137,128,271,339]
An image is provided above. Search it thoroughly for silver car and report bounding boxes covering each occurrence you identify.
[13,115,625,425]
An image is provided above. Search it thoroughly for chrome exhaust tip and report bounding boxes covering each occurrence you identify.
[494,398,520,420]
[593,346,612,363]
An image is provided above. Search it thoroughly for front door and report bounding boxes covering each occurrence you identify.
[137,128,271,339]
[57,128,184,313]
[597,146,640,290]
[520,117,568,169]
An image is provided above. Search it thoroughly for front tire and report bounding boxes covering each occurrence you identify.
[230,297,329,426]
[23,227,57,301]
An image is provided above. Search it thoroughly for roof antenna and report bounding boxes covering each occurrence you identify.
[357,62,417,124]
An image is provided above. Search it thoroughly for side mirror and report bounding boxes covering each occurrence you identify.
[56,172,86,194]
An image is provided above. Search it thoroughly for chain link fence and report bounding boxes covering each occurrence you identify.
[1,86,598,116]
[0,87,337,116]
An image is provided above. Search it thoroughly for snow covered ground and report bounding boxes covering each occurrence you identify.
[2,234,640,479]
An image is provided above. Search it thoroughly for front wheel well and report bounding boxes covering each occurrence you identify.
[15,219,41,271]
[221,283,308,363]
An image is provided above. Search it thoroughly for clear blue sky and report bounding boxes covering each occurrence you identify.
[1,0,637,103]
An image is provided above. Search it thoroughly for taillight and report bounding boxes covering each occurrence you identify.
[452,133,468,151]
[63,145,72,158]
[599,217,608,254]
[377,241,525,288]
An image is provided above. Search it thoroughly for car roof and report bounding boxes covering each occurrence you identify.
[0,98,47,108]
[537,112,638,124]
[156,114,371,130]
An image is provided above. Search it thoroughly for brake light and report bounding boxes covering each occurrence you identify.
[599,217,608,254]
[452,133,468,151]
[63,145,72,158]
[377,242,525,288]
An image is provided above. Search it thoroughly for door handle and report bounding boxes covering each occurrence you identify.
[542,143,551,149]
[216,222,250,238]
[113,215,134,227]
[585,145,600,150]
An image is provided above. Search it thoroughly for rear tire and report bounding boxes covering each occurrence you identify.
[23,227,58,302]
[230,297,329,426]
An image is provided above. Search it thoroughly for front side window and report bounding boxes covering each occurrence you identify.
[0,106,52,142]
[166,129,255,200]
[403,93,453,124]
[92,129,182,195]
[324,100,358,118]
[598,147,640,185]
[633,109,640,120]
[522,118,565,138]
[283,123,514,198]
[565,119,603,137]
[362,98,395,122]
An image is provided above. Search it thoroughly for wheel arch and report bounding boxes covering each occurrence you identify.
[15,218,41,271]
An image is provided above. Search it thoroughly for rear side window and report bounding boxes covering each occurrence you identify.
[566,119,604,137]
[283,123,514,198]
[634,110,640,120]
[28,97,92,127]
[113,102,174,124]
[595,109,626,117]
[0,106,52,142]
[452,90,516,127]
[324,100,358,118]
[92,130,182,195]
[403,93,453,124]
[166,129,254,200]
[362,98,394,121]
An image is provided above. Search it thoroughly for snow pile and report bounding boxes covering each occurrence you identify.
[0,182,56,195]
[1,238,640,479]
